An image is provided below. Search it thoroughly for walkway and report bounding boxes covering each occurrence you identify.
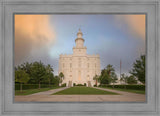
[15,87,146,102]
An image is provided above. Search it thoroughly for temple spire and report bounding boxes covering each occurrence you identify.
[75,28,85,48]
[77,28,83,38]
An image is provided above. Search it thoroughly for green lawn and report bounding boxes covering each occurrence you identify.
[15,87,61,95]
[100,87,145,94]
[53,86,119,95]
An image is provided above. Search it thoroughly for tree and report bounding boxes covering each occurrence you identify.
[110,72,118,88]
[130,55,145,84]
[46,64,54,88]
[106,64,115,75]
[19,62,35,84]
[120,73,127,84]
[126,75,137,84]
[20,62,32,75]
[59,72,64,85]
[15,68,30,92]
[15,61,60,88]
[93,74,99,86]
[120,74,137,85]
[120,73,128,89]
[99,64,116,85]
[53,75,60,86]
[99,69,110,84]
[30,61,46,89]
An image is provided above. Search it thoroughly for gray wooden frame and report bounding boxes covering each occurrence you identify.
[0,0,159,115]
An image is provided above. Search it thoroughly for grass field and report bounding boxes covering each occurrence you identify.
[53,86,119,95]
[100,87,145,94]
[15,87,61,95]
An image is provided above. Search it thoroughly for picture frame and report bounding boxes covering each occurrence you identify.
[0,0,159,115]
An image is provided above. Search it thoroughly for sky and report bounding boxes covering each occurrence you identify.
[15,14,145,77]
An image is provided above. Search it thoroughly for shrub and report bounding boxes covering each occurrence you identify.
[84,83,86,86]
[100,84,145,90]
[52,83,59,87]
[98,84,107,87]
[76,84,84,86]
[73,83,76,86]
[61,83,66,87]
[94,84,97,87]
[15,84,51,90]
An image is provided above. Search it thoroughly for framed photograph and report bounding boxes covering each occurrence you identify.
[0,0,159,115]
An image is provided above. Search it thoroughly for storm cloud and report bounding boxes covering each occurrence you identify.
[15,15,56,65]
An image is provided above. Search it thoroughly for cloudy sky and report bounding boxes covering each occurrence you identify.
[15,14,145,77]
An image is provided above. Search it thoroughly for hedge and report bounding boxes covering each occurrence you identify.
[76,84,84,86]
[73,83,87,86]
[61,83,66,87]
[15,84,56,90]
[99,84,145,90]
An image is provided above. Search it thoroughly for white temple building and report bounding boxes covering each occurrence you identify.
[58,29,101,87]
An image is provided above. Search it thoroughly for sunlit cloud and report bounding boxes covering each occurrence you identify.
[114,15,145,40]
[15,15,56,65]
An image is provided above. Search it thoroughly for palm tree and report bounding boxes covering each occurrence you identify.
[46,64,54,88]
[106,64,115,76]
[59,72,64,86]
[21,62,32,74]
[93,74,99,86]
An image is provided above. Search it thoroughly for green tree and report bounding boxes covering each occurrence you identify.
[110,72,118,88]
[46,64,54,88]
[99,64,116,85]
[20,62,34,84]
[15,68,30,92]
[120,73,127,84]
[106,64,115,75]
[126,75,137,84]
[99,69,110,84]
[53,75,60,86]
[59,72,64,85]
[130,55,145,84]
[120,73,128,89]
[20,62,32,74]
[31,61,46,89]
[93,74,99,86]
